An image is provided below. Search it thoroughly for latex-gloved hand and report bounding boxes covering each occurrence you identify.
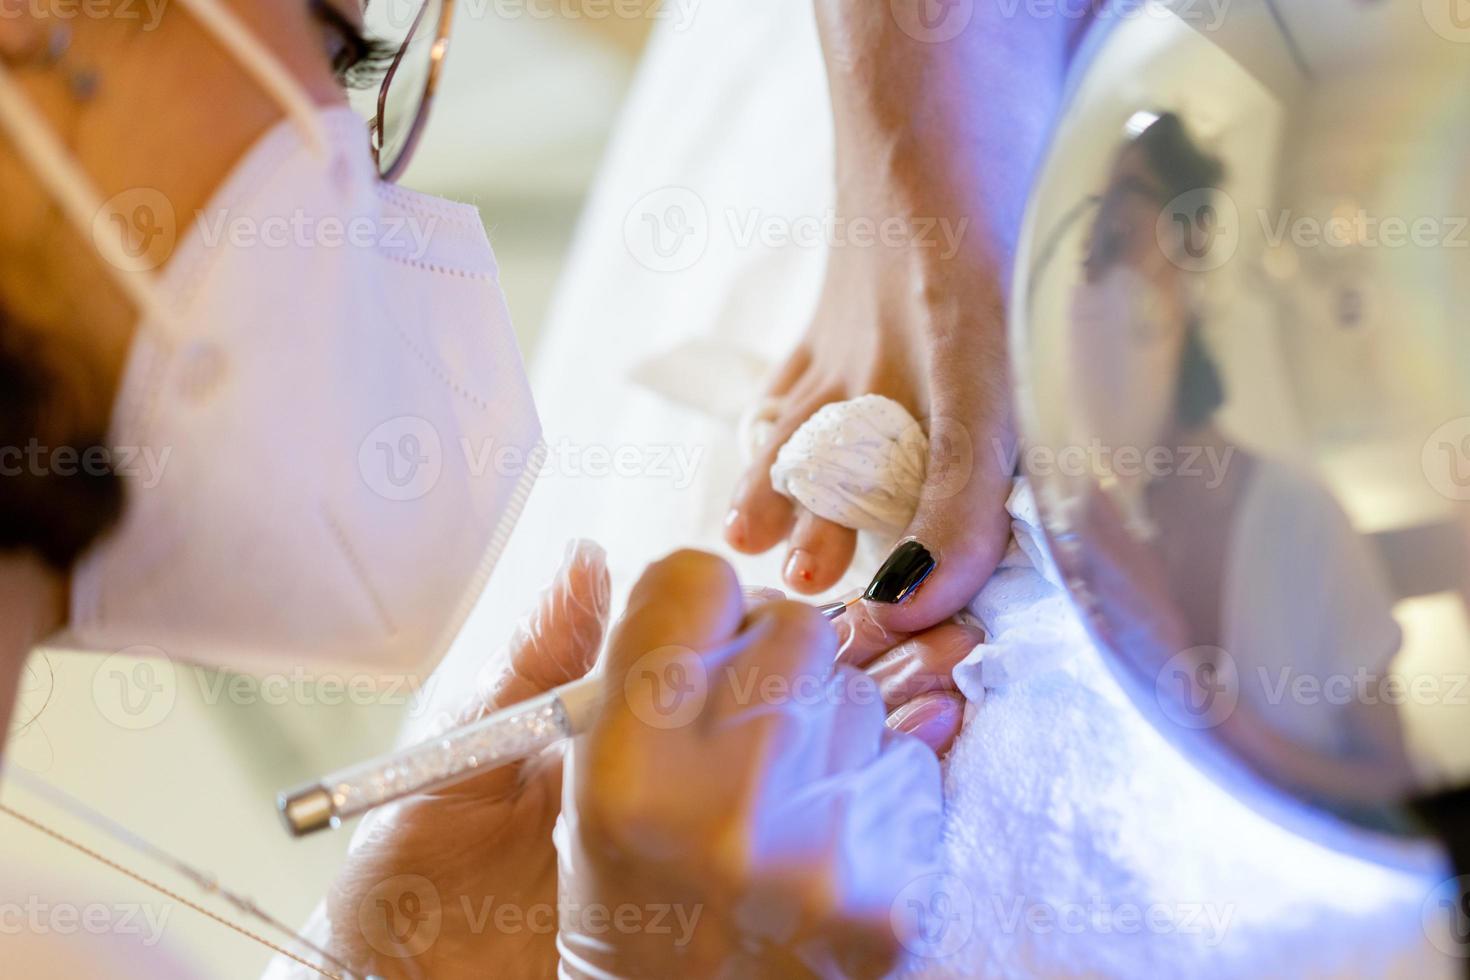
[751,585,982,758]
[324,540,611,980]
[555,550,946,978]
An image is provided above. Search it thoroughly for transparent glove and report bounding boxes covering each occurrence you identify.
[758,586,980,758]
[554,550,946,978]
[323,540,611,980]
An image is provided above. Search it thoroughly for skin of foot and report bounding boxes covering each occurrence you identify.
[725,1,1098,638]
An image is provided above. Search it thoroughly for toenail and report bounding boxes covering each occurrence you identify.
[888,695,963,748]
[865,539,936,604]
[784,549,816,584]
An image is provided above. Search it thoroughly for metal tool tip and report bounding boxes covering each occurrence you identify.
[817,596,860,621]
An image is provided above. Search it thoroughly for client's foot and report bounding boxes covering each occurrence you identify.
[724,213,1015,632]
[724,0,1087,634]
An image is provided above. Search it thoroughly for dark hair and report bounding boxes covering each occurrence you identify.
[1132,112,1226,207]
[1411,785,1470,972]
[0,306,124,571]
[1133,112,1227,429]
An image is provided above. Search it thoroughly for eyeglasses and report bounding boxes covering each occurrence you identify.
[364,0,456,182]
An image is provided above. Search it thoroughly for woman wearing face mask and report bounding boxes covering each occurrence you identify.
[1069,113,1410,792]
[0,1,949,975]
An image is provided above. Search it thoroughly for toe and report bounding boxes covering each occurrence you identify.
[834,603,910,670]
[783,510,857,594]
[725,470,795,554]
[726,385,841,555]
[886,691,966,756]
[864,622,983,709]
[862,383,1017,633]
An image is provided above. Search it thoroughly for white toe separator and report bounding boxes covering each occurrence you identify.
[768,394,928,534]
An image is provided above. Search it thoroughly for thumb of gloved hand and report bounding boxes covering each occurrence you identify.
[461,538,612,728]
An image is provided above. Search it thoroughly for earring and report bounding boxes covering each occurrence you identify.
[33,24,99,101]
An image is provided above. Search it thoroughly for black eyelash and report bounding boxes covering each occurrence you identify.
[339,35,399,91]
[310,0,399,91]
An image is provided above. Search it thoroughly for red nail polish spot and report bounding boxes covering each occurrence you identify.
[784,550,815,586]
